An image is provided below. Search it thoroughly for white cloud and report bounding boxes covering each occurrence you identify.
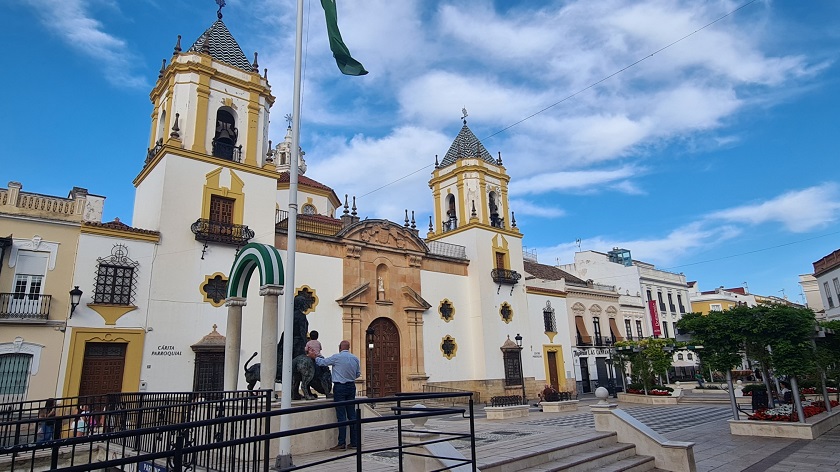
[511,166,643,196]
[306,126,450,221]
[22,0,147,88]
[708,183,840,232]
[508,199,565,218]
[535,222,742,268]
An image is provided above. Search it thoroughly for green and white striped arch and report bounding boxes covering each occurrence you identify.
[227,243,284,298]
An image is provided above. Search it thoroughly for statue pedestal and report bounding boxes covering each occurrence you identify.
[269,398,338,455]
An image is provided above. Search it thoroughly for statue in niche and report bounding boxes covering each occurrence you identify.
[377,276,385,300]
[243,293,332,399]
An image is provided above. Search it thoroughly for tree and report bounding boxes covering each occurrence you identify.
[615,337,675,394]
[676,311,744,375]
[677,310,746,420]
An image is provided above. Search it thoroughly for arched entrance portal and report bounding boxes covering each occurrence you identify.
[367,317,401,397]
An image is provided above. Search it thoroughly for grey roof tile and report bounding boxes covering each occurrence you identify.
[439,123,497,168]
[188,19,253,73]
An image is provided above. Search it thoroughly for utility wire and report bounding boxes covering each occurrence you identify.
[359,0,760,198]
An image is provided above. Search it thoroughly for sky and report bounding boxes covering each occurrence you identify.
[2,0,840,305]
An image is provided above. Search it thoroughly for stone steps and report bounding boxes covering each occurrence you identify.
[477,431,655,472]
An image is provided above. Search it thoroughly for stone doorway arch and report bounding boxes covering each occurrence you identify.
[367,317,401,397]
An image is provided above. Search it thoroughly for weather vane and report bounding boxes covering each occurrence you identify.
[216,0,225,19]
[461,107,468,124]
[284,113,293,128]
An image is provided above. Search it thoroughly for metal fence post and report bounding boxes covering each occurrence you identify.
[172,430,185,472]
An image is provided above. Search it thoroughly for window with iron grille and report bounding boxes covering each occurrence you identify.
[93,245,139,306]
[542,301,556,333]
[625,319,632,339]
[0,353,32,403]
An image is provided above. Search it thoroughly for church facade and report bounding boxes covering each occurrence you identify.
[2,12,654,404]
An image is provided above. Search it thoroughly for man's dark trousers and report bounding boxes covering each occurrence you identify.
[333,382,357,446]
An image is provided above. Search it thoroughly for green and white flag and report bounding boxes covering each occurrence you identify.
[320,0,368,76]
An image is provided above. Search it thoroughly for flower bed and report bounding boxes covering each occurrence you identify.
[748,400,839,422]
[800,387,838,394]
[625,384,673,396]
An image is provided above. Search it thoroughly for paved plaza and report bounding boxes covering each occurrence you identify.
[291,396,840,471]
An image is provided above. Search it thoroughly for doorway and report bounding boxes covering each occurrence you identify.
[547,351,560,391]
[78,343,127,402]
[579,357,590,393]
[595,357,609,388]
[367,318,401,397]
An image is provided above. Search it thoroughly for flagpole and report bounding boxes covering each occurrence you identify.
[277,0,304,465]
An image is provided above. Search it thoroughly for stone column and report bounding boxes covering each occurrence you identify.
[224,297,247,391]
[260,285,284,393]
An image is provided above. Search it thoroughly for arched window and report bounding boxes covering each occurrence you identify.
[212,109,239,161]
[687,353,693,361]
[488,191,501,228]
[677,353,684,361]
[301,204,317,215]
[444,194,457,231]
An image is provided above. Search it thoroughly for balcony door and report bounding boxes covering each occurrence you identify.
[8,251,48,316]
[209,195,235,237]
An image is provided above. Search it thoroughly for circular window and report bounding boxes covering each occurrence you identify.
[302,204,316,215]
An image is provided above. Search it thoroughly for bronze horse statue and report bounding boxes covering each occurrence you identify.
[243,293,332,399]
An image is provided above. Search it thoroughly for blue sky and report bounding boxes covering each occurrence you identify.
[2,0,840,305]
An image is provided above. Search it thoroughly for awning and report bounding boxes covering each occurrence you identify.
[609,318,624,342]
[575,316,592,344]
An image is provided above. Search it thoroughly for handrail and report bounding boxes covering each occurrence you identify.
[0,391,476,472]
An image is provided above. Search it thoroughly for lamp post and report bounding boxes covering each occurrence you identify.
[366,327,375,398]
[515,333,526,405]
[69,286,83,318]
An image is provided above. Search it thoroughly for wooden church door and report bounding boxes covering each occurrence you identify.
[367,318,401,397]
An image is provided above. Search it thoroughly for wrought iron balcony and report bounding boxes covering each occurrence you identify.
[442,217,458,232]
[0,293,51,321]
[145,138,164,165]
[491,268,521,285]
[211,140,243,163]
[191,219,254,247]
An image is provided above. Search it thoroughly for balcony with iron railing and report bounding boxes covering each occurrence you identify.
[190,219,254,246]
[211,139,243,163]
[442,217,458,232]
[426,240,468,260]
[491,268,521,285]
[275,210,343,237]
[0,293,51,321]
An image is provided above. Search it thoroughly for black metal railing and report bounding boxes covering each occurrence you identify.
[576,334,592,347]
[145,138,164,165]
[489,215,504,229]
[426,240,468,260]
[489,395,522,407]
[0,293,51,320]
[491,269,521,285]
[421,385,480,405]
[659,302,666,312]
[669,304,676,313]
[191,219,255,246]
[442,217,457,232]
[0,391,476,472]
[275,210,342,237]
[679,305,686,314]
[541,391,575,402]
[211,140,243,162]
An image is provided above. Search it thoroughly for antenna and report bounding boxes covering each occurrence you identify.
[575,239,581,252]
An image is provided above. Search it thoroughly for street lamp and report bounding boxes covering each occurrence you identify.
[69,286,83,318]
[365,327,375,398]
[514,333,526,405]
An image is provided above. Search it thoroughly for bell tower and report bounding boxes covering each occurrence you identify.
[427,112,528,391]
[128,9,282,392]
[133,9,277,233]
[427,112,518,239]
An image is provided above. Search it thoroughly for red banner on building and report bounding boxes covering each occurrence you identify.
[648,300,662,337]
